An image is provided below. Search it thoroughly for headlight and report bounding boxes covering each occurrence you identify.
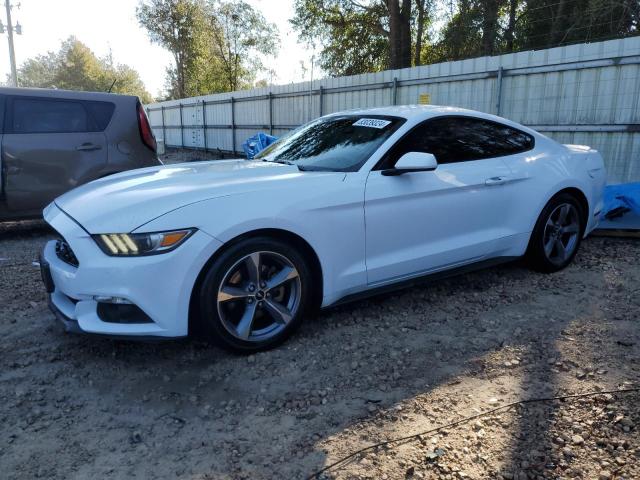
[93,229,195,256]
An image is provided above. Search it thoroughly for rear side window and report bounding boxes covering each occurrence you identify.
[389,116,534,165]
[85,101,115,130]
[11,98,89,134]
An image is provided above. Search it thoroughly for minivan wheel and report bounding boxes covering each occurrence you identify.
[198,237,312,353]
[526,193,585,273]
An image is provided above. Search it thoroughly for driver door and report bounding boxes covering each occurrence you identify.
[364,116,527,285]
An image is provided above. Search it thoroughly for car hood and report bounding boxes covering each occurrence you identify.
[55,159,336,233]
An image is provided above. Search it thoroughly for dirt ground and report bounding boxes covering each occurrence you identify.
[0,221,638,480]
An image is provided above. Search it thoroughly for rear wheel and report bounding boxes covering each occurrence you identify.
[198,237,313,353]
[526,193,585,273]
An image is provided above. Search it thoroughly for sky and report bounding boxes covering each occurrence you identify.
[0,0,319,98]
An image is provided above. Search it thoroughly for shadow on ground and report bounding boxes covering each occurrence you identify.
[1,224,638,480]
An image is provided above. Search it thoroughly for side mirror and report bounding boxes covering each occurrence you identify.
[381,152,438,176]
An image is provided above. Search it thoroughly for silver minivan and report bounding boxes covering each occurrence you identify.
[0,87,161,221]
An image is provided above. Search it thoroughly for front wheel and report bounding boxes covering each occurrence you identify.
[198,237,313,353]
[526,193,585,273]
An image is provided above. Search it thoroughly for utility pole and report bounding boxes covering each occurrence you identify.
[3,1,20,87]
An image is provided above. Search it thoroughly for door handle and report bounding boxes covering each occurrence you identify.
[7,166,21,174]
[76,143,102,151]
[485,176,507,186]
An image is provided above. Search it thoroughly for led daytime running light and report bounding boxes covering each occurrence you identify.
[95,230,194,256]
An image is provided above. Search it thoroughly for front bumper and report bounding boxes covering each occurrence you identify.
[42,204,223,338]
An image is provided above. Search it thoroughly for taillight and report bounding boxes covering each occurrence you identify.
[137,102,157,152]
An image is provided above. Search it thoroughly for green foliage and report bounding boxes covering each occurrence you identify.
[293,0,640,76]
[15,37,153,103]
[291,0,390,76]
[208,0,280,91]
[516,0,640,51]
[137,0,279,98]
[425,0,485,63]
[430,0,640,63]
[137,0,223,99]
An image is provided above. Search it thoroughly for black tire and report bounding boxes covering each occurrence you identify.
[526,192,585,273]
[198,236,313,353]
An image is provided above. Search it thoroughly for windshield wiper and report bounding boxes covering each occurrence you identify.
[263,159,332,172]
[263,158,294,166]
[296,165,338,172]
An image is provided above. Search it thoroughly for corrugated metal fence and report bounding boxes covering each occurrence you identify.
[147,36,640,184]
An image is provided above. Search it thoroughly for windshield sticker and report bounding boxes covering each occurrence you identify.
[352,118,392,129]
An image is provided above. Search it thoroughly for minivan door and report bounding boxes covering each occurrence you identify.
[3,96,107,214]
[0,94,5,201]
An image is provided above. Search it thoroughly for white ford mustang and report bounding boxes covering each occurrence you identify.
[40,106,606,352]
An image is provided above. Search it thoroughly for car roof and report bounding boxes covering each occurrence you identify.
[328,104,542,137]
[328,104,482,120]
[0,86,137,102]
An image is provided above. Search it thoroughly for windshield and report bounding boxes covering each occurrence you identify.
[255,115,405,172]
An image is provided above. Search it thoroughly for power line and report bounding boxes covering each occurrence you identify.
[305,387,640,480]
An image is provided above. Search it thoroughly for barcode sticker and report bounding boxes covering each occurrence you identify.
[352,118,392,129]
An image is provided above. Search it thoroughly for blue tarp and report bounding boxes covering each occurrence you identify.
[242,133,277,159]
[598,182,640,230]
[603,182,640,217]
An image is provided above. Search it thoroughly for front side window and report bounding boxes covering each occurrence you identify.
[385,116,534,166]
[11,98,89,134]
[255,115,405,172]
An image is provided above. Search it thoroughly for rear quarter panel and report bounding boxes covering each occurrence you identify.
[105,96,159,173]
[502,135,605,239]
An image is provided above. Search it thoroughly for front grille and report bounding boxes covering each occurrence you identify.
[55,239,79,267]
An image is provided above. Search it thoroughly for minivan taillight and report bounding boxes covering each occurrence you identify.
[137,102,157,152]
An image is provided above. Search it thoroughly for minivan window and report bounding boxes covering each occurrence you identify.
[11,98,88,134]
[388,116,535,165]
[86,101,116,131]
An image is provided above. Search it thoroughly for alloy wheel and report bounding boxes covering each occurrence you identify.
[216,251,302,342]
[542,203,580,266]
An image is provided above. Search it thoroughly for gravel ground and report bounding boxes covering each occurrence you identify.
[0,223,638,480]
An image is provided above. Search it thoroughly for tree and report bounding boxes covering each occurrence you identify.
[387,0,412,69]
[295,0,639,76]
[15,37,153,103]
[207,0,279,91]
[431,0,640,62]
[516,0,640,51]
[138,0,279,97]
[504,0,520,52]
[292,0,434,75]
[414,0,430,66]
[137,0,222,98]
[422,0,483,62]
[292,0,390,75]
[16,53,58,89]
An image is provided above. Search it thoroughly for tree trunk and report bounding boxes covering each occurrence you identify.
[387,0,401,69]
[504,0,518,52]
[400,0,412,67]
[414,0,427,66]
[550,0,568,46]
[386,0,412,69]
[480,0,500,56]
[175,53,185,98]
